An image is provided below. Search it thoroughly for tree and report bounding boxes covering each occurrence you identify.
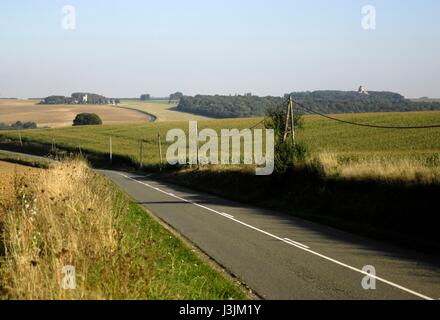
[0,121,37,130]
[73,113,103,126]
[41,93,108,105]
[265,100,308,173]
[71,92,107,104]
[41,96,73,105]
[169,92,184,101]
[140,94,151,101]
[21,122,37,129]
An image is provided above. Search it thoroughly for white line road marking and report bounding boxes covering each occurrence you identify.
[116,172,434,301]
[283,238,310,249]
[220,212,235,219]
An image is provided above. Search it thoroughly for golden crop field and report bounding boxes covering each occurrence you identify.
[121,100,211,122]
[0,99,150,128]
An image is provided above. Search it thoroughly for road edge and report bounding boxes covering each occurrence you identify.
[98,171,261,300]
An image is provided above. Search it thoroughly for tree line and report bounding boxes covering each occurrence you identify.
[40,93,118,105]
[0,121,37,131]
[287,91,440,114]
[177,95,283,118]
[176,91,440,118]
[139,92,184,101]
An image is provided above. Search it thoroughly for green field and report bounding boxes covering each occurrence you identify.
[302,111,440,157]
[1,110,439,184]
[1,111,439,167]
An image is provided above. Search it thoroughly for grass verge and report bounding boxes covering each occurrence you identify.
[0,151,51,169]
[0,158,247,300]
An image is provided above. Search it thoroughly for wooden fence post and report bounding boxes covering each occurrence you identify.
[18,130,23,147]
[158,134,163,171]
[109,136,113,163]
[140,140,144,169]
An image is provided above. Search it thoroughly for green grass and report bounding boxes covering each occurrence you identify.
[0,151,51,169]
[117,192,247,300]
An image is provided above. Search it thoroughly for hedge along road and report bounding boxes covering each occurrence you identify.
[1,150,440,300]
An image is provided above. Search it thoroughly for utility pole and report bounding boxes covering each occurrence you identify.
[109,136,113,164]
[139,140,144,169]
[158,134,163,171]
[195,121,199,169]
[283,96,295,144]
[18,130,23,147]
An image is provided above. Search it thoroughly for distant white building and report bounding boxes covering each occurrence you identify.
[82,94,88,103]
[358,86,369,95]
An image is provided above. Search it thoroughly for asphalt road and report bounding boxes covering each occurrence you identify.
[99,169,440,300]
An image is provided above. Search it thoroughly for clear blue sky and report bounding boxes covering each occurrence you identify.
[0,0,439,98]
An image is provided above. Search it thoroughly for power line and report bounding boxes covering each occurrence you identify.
[291,99,440,130]
[226,118,265,139]
[248,118,266,130]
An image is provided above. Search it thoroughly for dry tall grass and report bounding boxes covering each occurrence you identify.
[317,151,440,184]
[0,158,149,299]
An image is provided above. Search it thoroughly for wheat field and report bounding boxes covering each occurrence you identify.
[0,99,150,128]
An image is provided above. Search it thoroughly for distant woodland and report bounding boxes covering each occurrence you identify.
[177,95,283,118]
[40,93,116,105]
[176,91,440,118]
